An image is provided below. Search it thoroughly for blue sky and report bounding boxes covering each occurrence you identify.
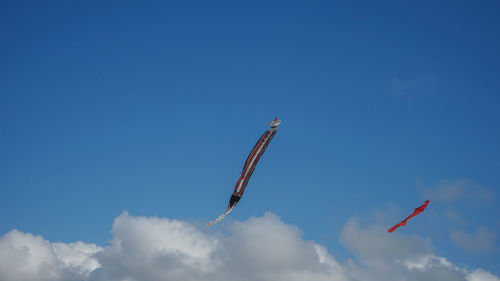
[1,1,499,279]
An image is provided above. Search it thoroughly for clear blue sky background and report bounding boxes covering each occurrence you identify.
[1,0,499,275]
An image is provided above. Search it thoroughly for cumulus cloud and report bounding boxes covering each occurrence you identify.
[0,212,498,281]
[0,229,101,281]
[340,218,500,281]
[467,269,500,281]
[218,213,348,281]
[340,217,433,267]
[340,218,468,281]
[91,212,349,281]
[450,227,497,252]
[90,212,220,281]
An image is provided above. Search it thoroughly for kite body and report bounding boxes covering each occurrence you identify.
[207,118,281,227]
[388,200,430,233]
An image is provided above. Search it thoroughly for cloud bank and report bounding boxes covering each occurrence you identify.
[0,212,498,281]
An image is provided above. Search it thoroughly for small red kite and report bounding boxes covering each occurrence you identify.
[388,200,430,233]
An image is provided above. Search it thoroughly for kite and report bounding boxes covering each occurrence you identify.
[388,200,430,233]
[207,117,281,227]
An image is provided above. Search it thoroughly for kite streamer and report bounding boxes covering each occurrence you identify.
[207,206,235,227]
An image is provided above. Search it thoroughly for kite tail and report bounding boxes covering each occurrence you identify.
[207,194,241,227]
[388,226,398,233]
[207,205,235,227]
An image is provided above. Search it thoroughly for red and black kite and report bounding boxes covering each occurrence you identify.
[207,117,281,226]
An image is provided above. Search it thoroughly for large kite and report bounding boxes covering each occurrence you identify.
[388,200,430,233]
[207,117,281,226]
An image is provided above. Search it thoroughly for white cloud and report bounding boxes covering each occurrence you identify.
[450,227,497,252]
[52,241,102,278]
[0,229,101,281]
[339,217,499,281]
[0,212,498,281]
[467,269,500,281]
[397,254,457,271]
[91,212,349,281]
[340,217,433,264]
[217,213,349,281]
[90,211,220,281]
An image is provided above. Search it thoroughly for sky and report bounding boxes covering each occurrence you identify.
[1,1,499,280]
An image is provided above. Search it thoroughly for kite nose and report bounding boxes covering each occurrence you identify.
[228,194,241,209]
[274,116,278,122]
